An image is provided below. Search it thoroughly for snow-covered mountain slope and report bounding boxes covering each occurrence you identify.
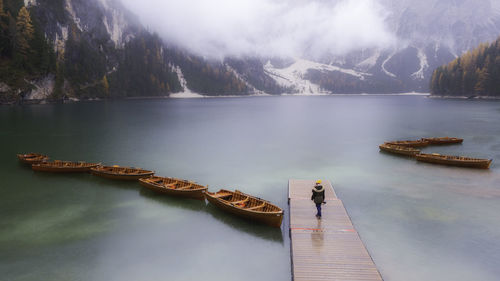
[379,0,500,78]
[12,0,500,97]
[263,59,369,94]
[383,0,500,52]
[257,0,500,94]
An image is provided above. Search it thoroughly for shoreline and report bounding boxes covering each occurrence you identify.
[7,92,500,105]
[428,95,500,100]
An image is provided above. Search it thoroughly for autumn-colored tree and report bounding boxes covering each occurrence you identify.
[430,69,438,91]
[15,6,34,58]
[0,0,5,17]
[430,36,500,96]
[474,67,489,95]
[6,12,16,55]
[462,70,474,94]
[52,60,65,98]
[0,0,8,55]
[102,75,109,96]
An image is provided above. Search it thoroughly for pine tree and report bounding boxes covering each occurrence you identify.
[53,60,65,99]
[0,0,8,55]
[430,36,500,96]
[474,67,489,95]
[102,75,109,96]
[438,72,445,95]
[15,6,34,58]
[0,0,5,17]
[8,12,16,55]
[430,70,439,94]
[462,70,474,95]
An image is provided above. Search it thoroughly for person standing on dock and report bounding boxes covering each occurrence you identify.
[311,180,325,219]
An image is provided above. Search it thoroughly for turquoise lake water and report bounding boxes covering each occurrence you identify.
[1,96,499,281]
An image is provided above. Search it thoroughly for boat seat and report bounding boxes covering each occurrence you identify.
[164,183,176,189]
[231,198,249,207]
[213,192,232,198]
[176,184,192,190]
[246,203,265,210]
[231,199,248,204]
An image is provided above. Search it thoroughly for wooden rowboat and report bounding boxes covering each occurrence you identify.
[32,161,100,173]
[139,176,208,200]
[421,137,463,145]
[385,140,429,147]
[205,189,283,228]
[379,143,420,156]
[416,153,492,169]
[90,165,154,180]
[17,153,49,164]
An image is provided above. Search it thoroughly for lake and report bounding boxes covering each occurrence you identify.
[1,95,499,281]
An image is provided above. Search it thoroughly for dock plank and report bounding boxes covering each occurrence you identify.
[289,179,382,281]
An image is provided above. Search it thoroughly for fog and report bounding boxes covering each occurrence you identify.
[120,0,396,59]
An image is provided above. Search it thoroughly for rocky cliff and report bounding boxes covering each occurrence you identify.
[0,0,278,103]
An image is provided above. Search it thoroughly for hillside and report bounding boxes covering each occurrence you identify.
[2,0,500,101]
[280,0,500,94]
[0,0,275,104]
[237,0,500,95]
[430,37,500,97]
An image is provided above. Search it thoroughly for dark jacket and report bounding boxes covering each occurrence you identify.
[311,184,325,204]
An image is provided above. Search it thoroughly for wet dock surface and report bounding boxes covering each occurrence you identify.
[289,179,383,281]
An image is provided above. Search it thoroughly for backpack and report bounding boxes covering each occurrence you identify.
[314,194,324,204]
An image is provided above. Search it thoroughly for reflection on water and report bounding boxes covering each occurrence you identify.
[378,150,415,159]
[204,204,284,244]
[1,96,500,281]
[139,188,284,243]
[139,188,208,212]
[30,169,94,181]
[311,219,324,251]
[89,175,145,190]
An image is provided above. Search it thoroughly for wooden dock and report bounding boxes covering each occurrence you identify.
[289,179,383,281]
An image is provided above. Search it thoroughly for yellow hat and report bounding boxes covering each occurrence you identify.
[316,179,322,184]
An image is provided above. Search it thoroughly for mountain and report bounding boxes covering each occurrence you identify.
[430,37,500,97]
[0,0,174,102]
[260,0,500,94]
[2,0,500,102]
[0,0,281,103]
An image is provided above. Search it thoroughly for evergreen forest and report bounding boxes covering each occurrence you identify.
[0,0,251,103]
[431,37,500,97]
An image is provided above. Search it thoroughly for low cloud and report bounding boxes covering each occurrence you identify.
[120,0,396,59]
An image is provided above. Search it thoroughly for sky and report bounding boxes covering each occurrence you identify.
[120,0,396,59]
